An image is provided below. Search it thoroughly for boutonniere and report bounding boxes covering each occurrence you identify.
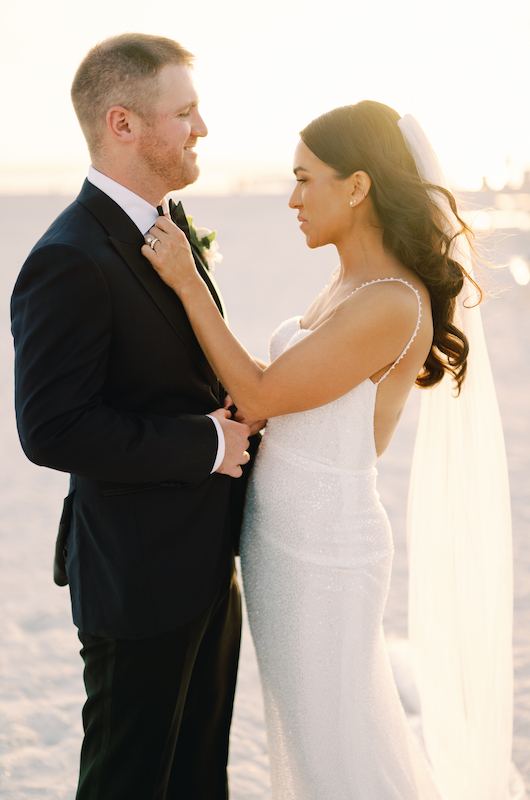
[186,216,223,271]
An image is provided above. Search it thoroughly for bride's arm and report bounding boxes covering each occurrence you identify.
[142,217,420,420]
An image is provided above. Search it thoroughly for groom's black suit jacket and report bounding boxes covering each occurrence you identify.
[11,180,241,639]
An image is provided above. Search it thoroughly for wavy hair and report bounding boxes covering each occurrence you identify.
[300,100,481,393]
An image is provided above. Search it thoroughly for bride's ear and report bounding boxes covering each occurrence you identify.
[348,171,371,205]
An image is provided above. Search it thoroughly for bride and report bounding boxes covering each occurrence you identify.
[143,101,520,799]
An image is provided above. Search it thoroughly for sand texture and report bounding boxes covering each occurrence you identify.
[0,194,528,798]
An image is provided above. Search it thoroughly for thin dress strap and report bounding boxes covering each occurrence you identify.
[349,277,422,386]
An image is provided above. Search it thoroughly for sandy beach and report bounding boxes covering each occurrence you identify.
[0,193,528,798]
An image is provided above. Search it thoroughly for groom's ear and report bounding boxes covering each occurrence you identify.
[106,106,137,143]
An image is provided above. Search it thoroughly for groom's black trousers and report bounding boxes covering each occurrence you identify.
[75,567,241,800]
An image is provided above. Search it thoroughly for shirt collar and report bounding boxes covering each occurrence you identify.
[87,166,169,234]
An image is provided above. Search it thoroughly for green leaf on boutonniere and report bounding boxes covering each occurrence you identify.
[186,216,221,271]
[187,216,216,250]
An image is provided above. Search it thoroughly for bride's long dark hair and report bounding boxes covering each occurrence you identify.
[300,100,480,393]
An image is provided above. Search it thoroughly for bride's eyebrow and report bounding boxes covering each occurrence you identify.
[293,166,309,175]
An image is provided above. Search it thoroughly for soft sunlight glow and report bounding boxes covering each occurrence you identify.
[1,0,529,194]
[470,211,493,231]
[509,257,530,286]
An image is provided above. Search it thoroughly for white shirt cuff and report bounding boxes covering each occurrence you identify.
[206,414,226,473]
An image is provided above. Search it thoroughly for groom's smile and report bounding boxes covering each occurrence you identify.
[136,63,208,193]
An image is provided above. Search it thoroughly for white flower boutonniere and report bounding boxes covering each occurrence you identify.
[186,215,223,271]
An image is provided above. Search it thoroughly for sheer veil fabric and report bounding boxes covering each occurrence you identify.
[398,116,526,799]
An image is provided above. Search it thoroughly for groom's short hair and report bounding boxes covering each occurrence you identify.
[71,33,194,156]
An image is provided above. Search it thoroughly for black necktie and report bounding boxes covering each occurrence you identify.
[167,199,191,237]
[158,202,190,239]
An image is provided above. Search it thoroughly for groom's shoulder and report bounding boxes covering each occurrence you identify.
[14,183,119,299]
[31,182,106,254]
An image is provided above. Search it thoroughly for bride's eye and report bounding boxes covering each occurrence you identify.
[296,178,307,184]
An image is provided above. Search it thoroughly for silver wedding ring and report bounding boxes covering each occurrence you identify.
[148,237,159,250]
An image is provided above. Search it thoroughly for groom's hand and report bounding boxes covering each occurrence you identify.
[209,408,250,478]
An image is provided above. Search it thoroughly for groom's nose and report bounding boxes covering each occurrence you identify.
[192,109,208,138]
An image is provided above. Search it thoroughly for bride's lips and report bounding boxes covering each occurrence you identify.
[298,216,308,229]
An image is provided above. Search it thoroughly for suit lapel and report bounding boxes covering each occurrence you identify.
[77,181,220,396]
[169,199,226,318]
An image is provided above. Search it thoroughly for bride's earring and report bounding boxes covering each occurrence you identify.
[350,199,357,206]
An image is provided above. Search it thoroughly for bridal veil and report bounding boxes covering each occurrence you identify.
[399,115,525,799]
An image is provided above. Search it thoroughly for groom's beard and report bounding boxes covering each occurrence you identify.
[137,129,200,192]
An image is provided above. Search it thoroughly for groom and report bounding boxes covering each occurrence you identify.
[11,33,254,799]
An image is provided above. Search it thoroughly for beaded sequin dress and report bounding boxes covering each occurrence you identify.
[240,279,443,800]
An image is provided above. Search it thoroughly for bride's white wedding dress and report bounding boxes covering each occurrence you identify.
[240,278,443,799]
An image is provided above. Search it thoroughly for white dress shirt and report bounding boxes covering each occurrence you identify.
[87,166,225,473]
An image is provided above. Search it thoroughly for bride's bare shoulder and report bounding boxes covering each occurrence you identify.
[323,275,431,359]
[342,275,426,319]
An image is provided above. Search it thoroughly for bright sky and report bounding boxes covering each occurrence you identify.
[1,0,528,194]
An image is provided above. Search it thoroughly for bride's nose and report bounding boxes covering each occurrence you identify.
[289,187,300,208]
